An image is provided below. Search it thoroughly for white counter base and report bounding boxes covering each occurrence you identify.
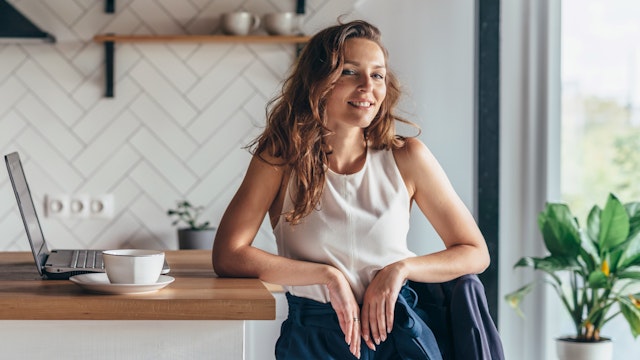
[0,320,244,359]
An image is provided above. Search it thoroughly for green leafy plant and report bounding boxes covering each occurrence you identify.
[167,201,210,230]
[505,193,640,341]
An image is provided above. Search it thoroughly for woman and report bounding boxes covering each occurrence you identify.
[213,20,500,359]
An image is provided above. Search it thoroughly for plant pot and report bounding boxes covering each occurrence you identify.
[556,337,612,360]
[177,228,216,250]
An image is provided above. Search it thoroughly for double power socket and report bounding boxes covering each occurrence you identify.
[44,194,114,219]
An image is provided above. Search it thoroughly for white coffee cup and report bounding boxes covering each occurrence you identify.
[262,12,299,35]
[102,249,165,284]
[220,12,261,35]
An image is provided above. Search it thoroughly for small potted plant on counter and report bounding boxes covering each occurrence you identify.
[505,193,640,360]
[167,200,216,250]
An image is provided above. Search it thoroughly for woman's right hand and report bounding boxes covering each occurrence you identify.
[325,268,361,359]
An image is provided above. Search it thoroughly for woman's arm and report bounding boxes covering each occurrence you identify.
[394,137,490,281]
[212,154,363,357]
[213,154,336,285]
[360,137,490,350]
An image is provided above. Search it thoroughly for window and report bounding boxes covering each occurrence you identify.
[561,0,640,352]
[562,0,640,217]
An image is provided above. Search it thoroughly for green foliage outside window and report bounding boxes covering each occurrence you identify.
[562,95,640,219]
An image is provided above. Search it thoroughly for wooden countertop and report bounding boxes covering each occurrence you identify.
[0,251,274,321]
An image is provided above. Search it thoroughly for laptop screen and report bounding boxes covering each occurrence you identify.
[5,152,48,275]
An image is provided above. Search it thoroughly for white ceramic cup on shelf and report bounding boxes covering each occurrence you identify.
[262,12,300,35]
[102,249,165,284]
[220,12,261,35]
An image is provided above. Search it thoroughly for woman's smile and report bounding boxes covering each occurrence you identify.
[348,100,375,108]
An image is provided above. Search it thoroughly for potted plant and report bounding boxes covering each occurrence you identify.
[505,193,640,360]
[167,200,216,250]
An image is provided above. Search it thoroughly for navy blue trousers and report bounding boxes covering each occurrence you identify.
[275,275,504,360]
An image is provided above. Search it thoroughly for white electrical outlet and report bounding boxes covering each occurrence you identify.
[69,194,90,218]
[45,194,70,218]
[44,194,114,219]
[89,194,114,219]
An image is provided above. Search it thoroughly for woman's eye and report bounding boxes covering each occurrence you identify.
[373,73,385,80]
[342,69,356,75]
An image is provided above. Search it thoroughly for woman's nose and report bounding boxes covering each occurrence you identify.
[358,76,373,91]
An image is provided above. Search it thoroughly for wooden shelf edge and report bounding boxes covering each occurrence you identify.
[93,34,311,44]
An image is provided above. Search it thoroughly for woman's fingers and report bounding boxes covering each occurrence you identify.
[338,311,361,358]
[385,294,395,333]
[360,304,376,350]
[326,271,362,357]
[361,297,392,351]
[361,262,406,347]
[365,297,388,345]
[335,306,362,358]
[375,297,388,342]
[351,316,361,359]
[368,300,382,345]
[338,311,353,344]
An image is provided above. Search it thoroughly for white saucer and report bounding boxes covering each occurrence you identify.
[69,273,174,294]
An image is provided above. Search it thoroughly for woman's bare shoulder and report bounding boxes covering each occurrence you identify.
[392,137,435,166]
[245,151,290,218]
[392,137,440,196]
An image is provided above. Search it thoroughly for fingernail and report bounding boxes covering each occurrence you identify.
[375,337,380,345]
[363,335,369,342]
[381,335,387,342]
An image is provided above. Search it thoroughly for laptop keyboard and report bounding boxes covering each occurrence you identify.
[70,250,104,269]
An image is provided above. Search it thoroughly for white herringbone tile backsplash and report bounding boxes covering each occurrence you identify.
[0,0,356,252]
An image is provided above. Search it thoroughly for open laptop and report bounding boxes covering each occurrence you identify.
[5,152,169,280]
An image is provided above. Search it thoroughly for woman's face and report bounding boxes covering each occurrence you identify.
[324,38,387,133]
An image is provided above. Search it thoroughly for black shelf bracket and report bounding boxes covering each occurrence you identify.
[296,0,306,55]
[105,0,114,13]
[104,40,114,97]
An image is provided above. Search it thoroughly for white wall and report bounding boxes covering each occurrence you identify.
[352,0,476,256]
[0,0,476,258]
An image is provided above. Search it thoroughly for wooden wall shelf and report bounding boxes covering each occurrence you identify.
[93,34,310,97]
[94,34,310,44]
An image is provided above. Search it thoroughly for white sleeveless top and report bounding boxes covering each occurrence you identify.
[273,148,416,303]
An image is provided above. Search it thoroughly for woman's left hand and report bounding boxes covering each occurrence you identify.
[360,261,407,351]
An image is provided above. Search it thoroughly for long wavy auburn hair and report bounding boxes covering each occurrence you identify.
[248,20,419,224]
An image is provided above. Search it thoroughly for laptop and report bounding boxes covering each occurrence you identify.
[5,151,169,280]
